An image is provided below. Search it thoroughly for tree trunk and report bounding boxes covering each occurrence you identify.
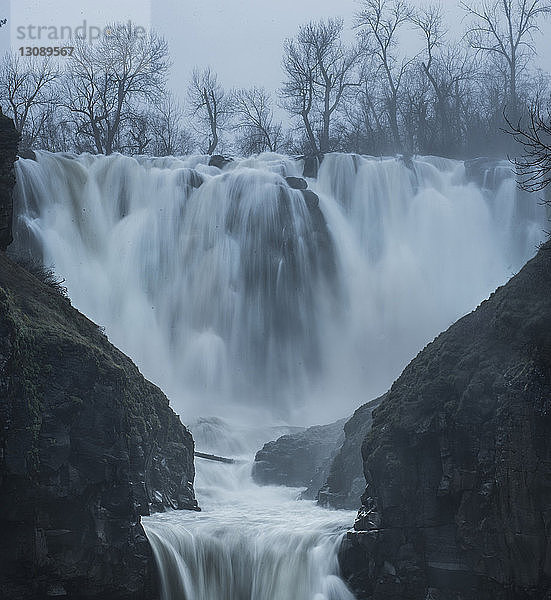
[320,86,331,154]
[302,111,319,156]
[207,132,218,155]
[509,57,517,116]
[204,88,218,155]
[387,96,400,152]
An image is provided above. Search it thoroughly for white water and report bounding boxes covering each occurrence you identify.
[12,151,546,423]
[143,423,356,600]
[12,151,547,599]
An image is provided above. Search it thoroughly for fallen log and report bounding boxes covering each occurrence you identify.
[194,451,236,464]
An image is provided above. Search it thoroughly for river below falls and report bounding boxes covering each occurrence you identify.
[143,421,357,600]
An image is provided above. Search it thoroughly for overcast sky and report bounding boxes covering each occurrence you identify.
[2,0,551,103]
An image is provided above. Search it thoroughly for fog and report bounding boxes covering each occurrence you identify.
[3,0,550,114]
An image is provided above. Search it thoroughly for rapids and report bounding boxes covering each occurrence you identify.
[143,422,357,600]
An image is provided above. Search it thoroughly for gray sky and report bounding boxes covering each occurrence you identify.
[2,0,551,104]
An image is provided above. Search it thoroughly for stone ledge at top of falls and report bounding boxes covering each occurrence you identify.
[463,157,513,191]
[0,253,198,600]
[340,239,551,600]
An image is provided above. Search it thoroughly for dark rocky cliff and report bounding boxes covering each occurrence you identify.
[318,396,383,509]
[0,253,198,599]
[0,113,19,250]
[341,241,551,600]
[251,398,383,508]
[252,419,345,493]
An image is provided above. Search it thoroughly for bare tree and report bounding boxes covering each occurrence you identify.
[413,5,447,148]
[0,52,58,146]
[34,108,75,153]
[461,0,551,115]
[401,65,434,153]
[302,19,359,153]
[506,105,551,192]
[64,24,169,154]
[233,86,282,154]
[342,80,389,153]
[188,67,231,155]
[148,92,195,156]
[281,18,359,155]
[355,0,415,151]
[340,50,396,154]
[62,44,104,153]
[413,6,478,155]
[280,35,319,155]
[127,113,152,154]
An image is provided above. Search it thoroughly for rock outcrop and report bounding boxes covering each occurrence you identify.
[17,149,37,161]
[251,396,383,509]
[252,419,345,492]
[318,396,383,509]
[0,253,198,599]
[208,154,233,170]
[302,155,321,178]
[0,113,19,250]
[341,241,551,600]
[285,176,308,190]
[464,157,511,191]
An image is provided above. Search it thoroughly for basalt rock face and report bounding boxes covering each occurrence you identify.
[0,114,20,251]
[252,419,345,492]
[341,241,551,600]
[251,396,383,508]
[0,254,198,599]
[318,396,383,510]
[208,154,233,170]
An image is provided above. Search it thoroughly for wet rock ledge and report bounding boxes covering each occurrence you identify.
[252,419,346,492]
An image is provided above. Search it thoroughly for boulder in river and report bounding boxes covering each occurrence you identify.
[252,419,346,491]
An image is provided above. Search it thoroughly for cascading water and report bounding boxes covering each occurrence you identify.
[12,151,546,422]
[13,152,338,420]
[11,150,547,599]
[143,426,357,600]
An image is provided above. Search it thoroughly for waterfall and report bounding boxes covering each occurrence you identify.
[12,151,546,423]
[142,423,357,600]
[143,464,356,600]
[11,150,547,599]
